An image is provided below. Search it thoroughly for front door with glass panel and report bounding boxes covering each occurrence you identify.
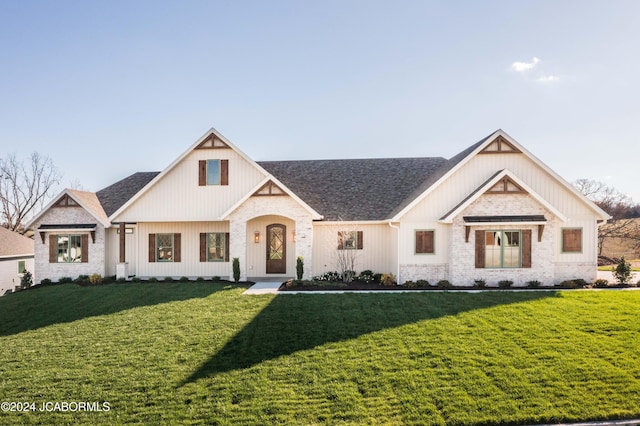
[266,224,286,274]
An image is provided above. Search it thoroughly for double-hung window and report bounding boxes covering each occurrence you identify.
[57,235,83,263]
[484,230,521,268]
[206,233,226,262]
[156,234,174,262]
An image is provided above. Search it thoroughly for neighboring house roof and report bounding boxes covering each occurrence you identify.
[96,172,160,217]
[259,157,448,221]
[0,227,34,258]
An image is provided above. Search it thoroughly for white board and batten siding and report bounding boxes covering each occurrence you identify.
[115,149,266,223]
[312,223,397,277]
[133,222,231,279]
[0,257,34,296]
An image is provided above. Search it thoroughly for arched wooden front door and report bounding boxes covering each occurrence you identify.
[266,224,286,274]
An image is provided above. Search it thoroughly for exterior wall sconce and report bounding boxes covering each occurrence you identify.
[254,231,260,243]
[292,231,296,242]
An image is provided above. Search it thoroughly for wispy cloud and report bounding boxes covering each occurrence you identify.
[536,75,560,83]
[511,57,540,72]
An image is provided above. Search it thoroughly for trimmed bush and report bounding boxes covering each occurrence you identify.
[296,256,304,281]
[560,280,578,289]
[74,275,90,284]
[232,258,240,283]
[416,279,430,288]
[40,278,52,285]
[404,280,417,288]
[89,274,103,285]
[437,279,452,289]
[59,277,73,284]
[313,271,341,282]
[148,277,159,283]
[211,276,221,282]
[358,270,376,283]
[179,276,190,282]
[593,279,609,288]
[527,280,541,288]
[498,280,513,288]
[380,273,397,286]
[195,277,205,282]
[474,279,486,288]
[131,277,141,283]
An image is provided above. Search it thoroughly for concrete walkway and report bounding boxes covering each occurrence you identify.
[243,281,282,294]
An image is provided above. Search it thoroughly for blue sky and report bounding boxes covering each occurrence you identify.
[1,1,639,202]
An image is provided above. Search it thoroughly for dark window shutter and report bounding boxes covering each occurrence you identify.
[221,160,229,186]
[475,230,485,268]
[149,234,156,262]
[416,231,434,254]
[200,233,207,262]
[522,230,532,268]
[198,160,206,186]
[337,232,344,250]
[357,231,363,250]
[49,235,57,263]
[225,232,230,262]
[562,229,582,252]
[81,234,89,263]
[174,233,181,262]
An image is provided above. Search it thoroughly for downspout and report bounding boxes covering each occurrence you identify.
[388,222,400,283]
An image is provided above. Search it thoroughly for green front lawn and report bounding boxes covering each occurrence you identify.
[1,283,639,425]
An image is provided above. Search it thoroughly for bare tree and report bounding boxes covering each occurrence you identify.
[573,179,640,255]
[0,153,62,232]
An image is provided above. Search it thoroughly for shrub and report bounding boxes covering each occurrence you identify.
[59,277,73,284]
[232,258,240,283]
[342,270,357,283]
[40,278,52,286]
[613,257,632,285]
[437,279,452,289]
[211,276,221,282]
[560,280,578,289]
[574,278,588,288]
[148,277,158,283]
[498,280,513,288]
[117,277,127,283]
[195,277,205,282]
[179,276,190,282]
[404,280,417,288]
[358,270,376,283]
[163,276,174,283]
[313,271,341,282]
[593,278,609,288]
[74,275,90,284]
[89,274,103,285]
[21,270,33,288]
[131,277,141,283]
[474,279,486,288]
[416,279,430,288]
[527,280,541,288]
[296,256,304,281]
[380,273,397,286]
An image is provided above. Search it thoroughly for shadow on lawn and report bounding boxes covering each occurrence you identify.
[0,282,236,337]
[183,291,559,384]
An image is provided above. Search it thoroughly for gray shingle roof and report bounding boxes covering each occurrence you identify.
[96,172,160,217]
[259,157,448,221]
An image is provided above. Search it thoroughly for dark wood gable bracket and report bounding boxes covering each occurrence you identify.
[195,133,231,149]
[253,180,287,196]
[479,135,522,154]
[54,194,80,207]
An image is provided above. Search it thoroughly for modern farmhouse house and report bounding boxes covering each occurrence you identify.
[26,128,609,286]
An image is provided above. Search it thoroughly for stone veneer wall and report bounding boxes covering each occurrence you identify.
[448,194,557,287]
[227,196,314,281]
[32,206,106,284]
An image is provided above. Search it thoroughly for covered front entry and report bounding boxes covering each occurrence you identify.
[266,224,286,274]
[246,215,296,278]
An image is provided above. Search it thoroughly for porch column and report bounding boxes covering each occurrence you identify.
[116,222,129,280]
[119,222,126,263]
[295,217,313,280]
[229,218,247,281]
